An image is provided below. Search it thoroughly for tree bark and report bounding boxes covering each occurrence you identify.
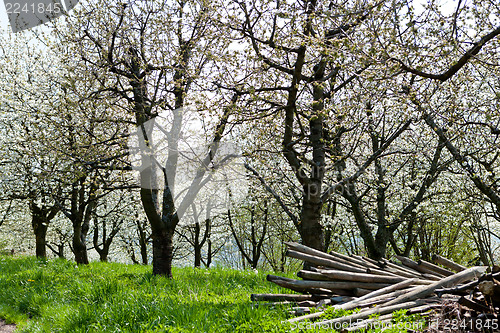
[73,227,89,265]
[30,201,58,258]
[151,227,174,278]
[298,194,324,252]
[69,177,96,265]
[194,223,202,268]
[33,219,48,258]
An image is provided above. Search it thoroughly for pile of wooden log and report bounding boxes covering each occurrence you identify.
[251,242,499,332]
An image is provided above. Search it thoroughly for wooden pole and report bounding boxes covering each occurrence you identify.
[313,299,428,327]
[395,255,444,278]
[381,259,425,278]
[432,254,466,272]
[318,269,407,284]
[285,242,369,270]
[347,278,418,304]
[286,249,369,274]
[270,276,392,291]
[391,260,439,280]
[297,270,332,281]
[383,266,487,306]
[251,294,332,302]
[417,259,455,277]
[287,279,419,324]
[352,288,372,296]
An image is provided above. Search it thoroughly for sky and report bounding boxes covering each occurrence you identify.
[0,2,8,31]
[0,0,459,34]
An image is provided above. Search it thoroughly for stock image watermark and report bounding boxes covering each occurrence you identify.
[2,0,78,32]
[290,319,425,331]
[127,106,247,227]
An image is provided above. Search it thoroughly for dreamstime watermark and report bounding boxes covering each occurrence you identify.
[2,0,78,32]
[127,106,248,226]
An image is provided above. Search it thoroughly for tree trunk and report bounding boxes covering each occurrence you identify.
[73,224,89,265]
[140,238,148,265]
[194,243,202,268]
[33,220,48,258]
[152,228,174,278]
[136,218,149,265]
[194,221,201,268]
[99,250,108,262]
[58,243,64,259]
[31,207,49,258]
[299,193,324,251]
[30,202,58,258]
[206,239,212,268]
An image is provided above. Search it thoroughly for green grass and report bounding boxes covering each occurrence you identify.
[0,256,423,332]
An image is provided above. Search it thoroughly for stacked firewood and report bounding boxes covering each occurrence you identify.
[251,242,499,332]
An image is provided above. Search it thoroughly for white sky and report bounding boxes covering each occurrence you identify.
[0,0,459,34]
[0,2,9,31]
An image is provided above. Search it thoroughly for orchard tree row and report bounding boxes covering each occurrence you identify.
[0,0,499,277]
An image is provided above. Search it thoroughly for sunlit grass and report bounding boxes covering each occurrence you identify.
[0,256,423,332]
[0,256,295,332]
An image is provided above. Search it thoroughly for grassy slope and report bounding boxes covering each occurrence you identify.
[0,256,420,332]
[0,256,296,332]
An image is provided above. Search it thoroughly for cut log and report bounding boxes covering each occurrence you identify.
[352,288,372,296]
[432,254,466,272]
[267,275,335,294]
[396,255,444,278]
[391,260,438,280]
[266,274,296,282]
[406,303,442,314]
[383,266,487,306]
[331,251,379,269]
[297,270,332,281]
[297,300,317,307]
[437,271,500,296]
[251,293,332,302]
[269,276,392,291]
[382,259,425,277]
[349,278,418,304]
[315,298,331,309]
[365,267,432,284]
[417,259,455,277]
[287,279,419,324]
[377,260,422,279]
[285,242,369,270]
[318,269,407,284]
[356,255,380,267]
[252,301,292,308]
[331,296,354,304]
[287,249,369,274]
[344,286,420,309]
[314,299,429,327]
